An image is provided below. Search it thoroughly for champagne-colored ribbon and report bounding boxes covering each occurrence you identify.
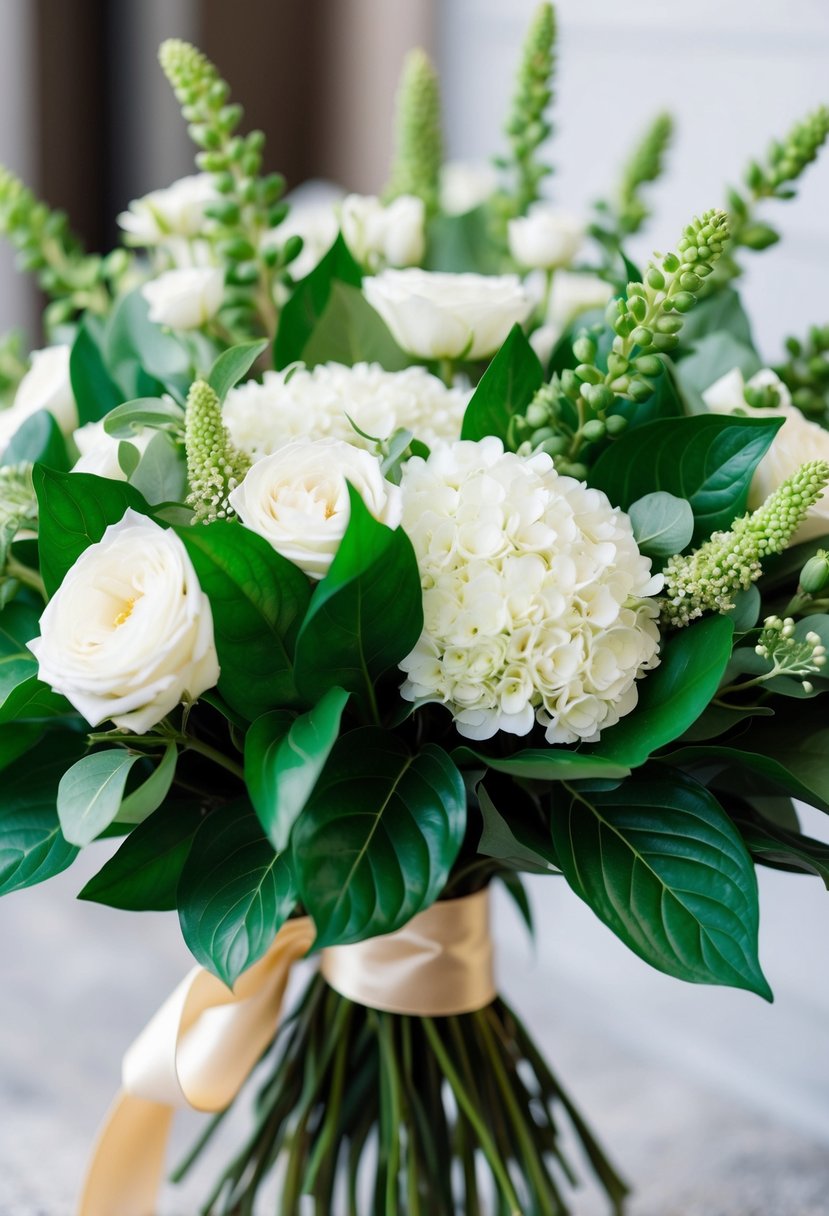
[78,891,494,1216]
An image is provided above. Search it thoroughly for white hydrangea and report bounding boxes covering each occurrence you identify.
[398,438,662,744]
[223,362,470,459]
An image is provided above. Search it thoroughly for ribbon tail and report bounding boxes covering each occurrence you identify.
[77,1092,174,1216]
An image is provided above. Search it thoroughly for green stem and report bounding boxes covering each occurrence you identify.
[6,556,46,598]
[182,735,245,781]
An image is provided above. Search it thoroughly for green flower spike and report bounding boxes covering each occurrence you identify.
[493,1,557,229]
[592,112,674,265]
[184,379,250,524]
[384,49,444,217]
[661,460,829,627]
[775,323,829,424]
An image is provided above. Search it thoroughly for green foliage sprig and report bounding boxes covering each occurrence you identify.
[0,167,118,328]
[0,330,28,405]
[591,112,673,267]
[775,323,829,424]
[159,39,298,338]
[716,105,829,286]
[384,49,443,218]
[492,2,557,230]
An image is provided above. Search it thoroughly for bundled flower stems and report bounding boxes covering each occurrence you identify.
[1,5,829,1214]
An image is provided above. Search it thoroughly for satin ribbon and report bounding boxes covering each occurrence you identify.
[77,891,493,1216]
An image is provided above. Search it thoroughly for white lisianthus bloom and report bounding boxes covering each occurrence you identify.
[439,161,498,216]
[229,438,402,579]
[363,269,532,361]
[0,345,78,455]
[340,193,425,271]
[72,420,152,481]
[508,205,584,270]
[399,438,661,744]
[28,511,219,733]
[117,174,218,245]
[142,266,224,330]
[223,362,469,459]
[703,366,829,543]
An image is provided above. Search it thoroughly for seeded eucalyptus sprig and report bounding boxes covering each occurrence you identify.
[0,167,121,329]
[775,323,829,425]
[591,112,674,269]
[715,105,829,286]
[520,209,730,475]
[492,2,556,231]
[159,39,298,338]
[384,49,443,218]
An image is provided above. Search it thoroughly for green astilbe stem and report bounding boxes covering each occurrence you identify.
[384,49,444,218]
[159,39,297,339]
[592,112,674,268]
[0,167,119,328]
[715,105,829,287]
[492,2,557,231]
[184,379,249,524]
[661,460,829,627]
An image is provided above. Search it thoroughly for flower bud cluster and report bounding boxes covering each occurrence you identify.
[754,615,827,693]
[184,379,250,524]
[661,460,829,626]
[384,50,443,218]
[776,324,829,425]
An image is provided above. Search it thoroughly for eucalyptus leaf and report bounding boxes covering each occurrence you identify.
[207,340,268,401]
[103,396,185,439]
[57,750,143,846]
[674,332,761,412]
[128,431,187,505]
[3,410,70,471]
[116,741,178,825]
[628,491,694,559]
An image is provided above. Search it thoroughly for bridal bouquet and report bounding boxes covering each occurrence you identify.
[2,6,829,1213]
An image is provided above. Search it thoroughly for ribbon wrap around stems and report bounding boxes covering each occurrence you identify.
[78,889,495,1216]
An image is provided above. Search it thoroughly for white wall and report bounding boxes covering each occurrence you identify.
[438,0,829,357]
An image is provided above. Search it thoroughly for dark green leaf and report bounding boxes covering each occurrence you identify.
[0,601,40,711]
[0,722,43,773]
[178,803,296,985]
[477,785,558,874]
[292,728,466,947]
[731,806,829,887]
[70,320,125,425]
[207,340,268,401]
[57,749,143,846]
[0,676,71,725]
[293,488,422,716]
[461,324,543,444]
[274,234,363,370]
[589,415,783,544]
[551,771,771,999]
[591,615,734,767]
[79,801,203,910]
[454,745,629,783]
[0,735,85,895]
[3,411,70,471]
[34,466,152,596]
[245,687,349,852]
[301,281,408,371]
[178,521,310,720]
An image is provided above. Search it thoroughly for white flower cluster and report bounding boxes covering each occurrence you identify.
[223,361,469,459]
[398,438,661,744]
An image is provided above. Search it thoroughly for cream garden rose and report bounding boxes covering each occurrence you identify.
[508,205,584,270]
[117,174,219,245]
[28,511,219,732]
[229,438,402,579]
[0,345,77,455]
[703,366,829,543]
[439,160,498,216]
[363,269,532,361]
[142,266,224,330]
[340,193,425,270]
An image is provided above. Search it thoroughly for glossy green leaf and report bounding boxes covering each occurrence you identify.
[425,206,504,275]
[293,488,422,716]
[3,410,70,470]
[302,281,408,371]
[292,728,466,947]
[245,687,349,852]
[116,742,178,825]
[551,771,772,998]
[0,736,85,895]
[0,722,43,773]
[589,414,783,543]
[0,676,70,726]
[274,233,362,370]
[178,804,296,986]
[629,491,694,559]
[731,806,829,887]
[461,324,543,444]
[57,750,143,846]
[105,287,191,398]
[592,614,735,767]
[79,802,203,910]
[103,396,185,439]
[207,340,268,401]
[454,745,629,783]
[70,319,125,425]
[178,520,310,719]
[34,466,152,595]
[477,785,558,874]
[0,601,40,711]
[128,432,187,505]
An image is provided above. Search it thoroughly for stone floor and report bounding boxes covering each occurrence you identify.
[2,814,829,1215]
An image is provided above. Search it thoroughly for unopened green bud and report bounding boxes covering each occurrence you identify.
[630,325,653,346]
[537,435,569,456]
[605,413,628,436]
[572,335,596,363]
[628,379,653,402]
[646,267,666,291]
[526,400,551,428]
[575,363,603,385]
[635,354,662,377]
[581,418,606,441]
[799,550,829,595]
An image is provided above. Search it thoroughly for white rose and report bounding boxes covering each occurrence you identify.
[142,267,224,330]
[117,174,218,245]
[262,187,342,282]
[0,345,78,455]
[72,420,152,481]
[340,193,425,271]
[363,269,532,361]
[229,438,403,579]
[439,161,498,217]
[28,511,219,732]
[703,366,829,543]
[508,205,584,270]
[547,270,614,333]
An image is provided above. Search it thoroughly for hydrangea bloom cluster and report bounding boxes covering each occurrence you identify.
[398,437,661,744]
[223,362,469,458]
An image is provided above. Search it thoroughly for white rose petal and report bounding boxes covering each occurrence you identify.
[546,270,614,335]
[704,366,829,544]
[363,269,532,361]
[229,438,403,579]
[117,174,219,245]
[0,345,78,456]
[72,420,152,481]
[340,193,425,271]
[28,511,220,733]
[142,266,224,330]
[439,160,498,217]
[508,205,584,270]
